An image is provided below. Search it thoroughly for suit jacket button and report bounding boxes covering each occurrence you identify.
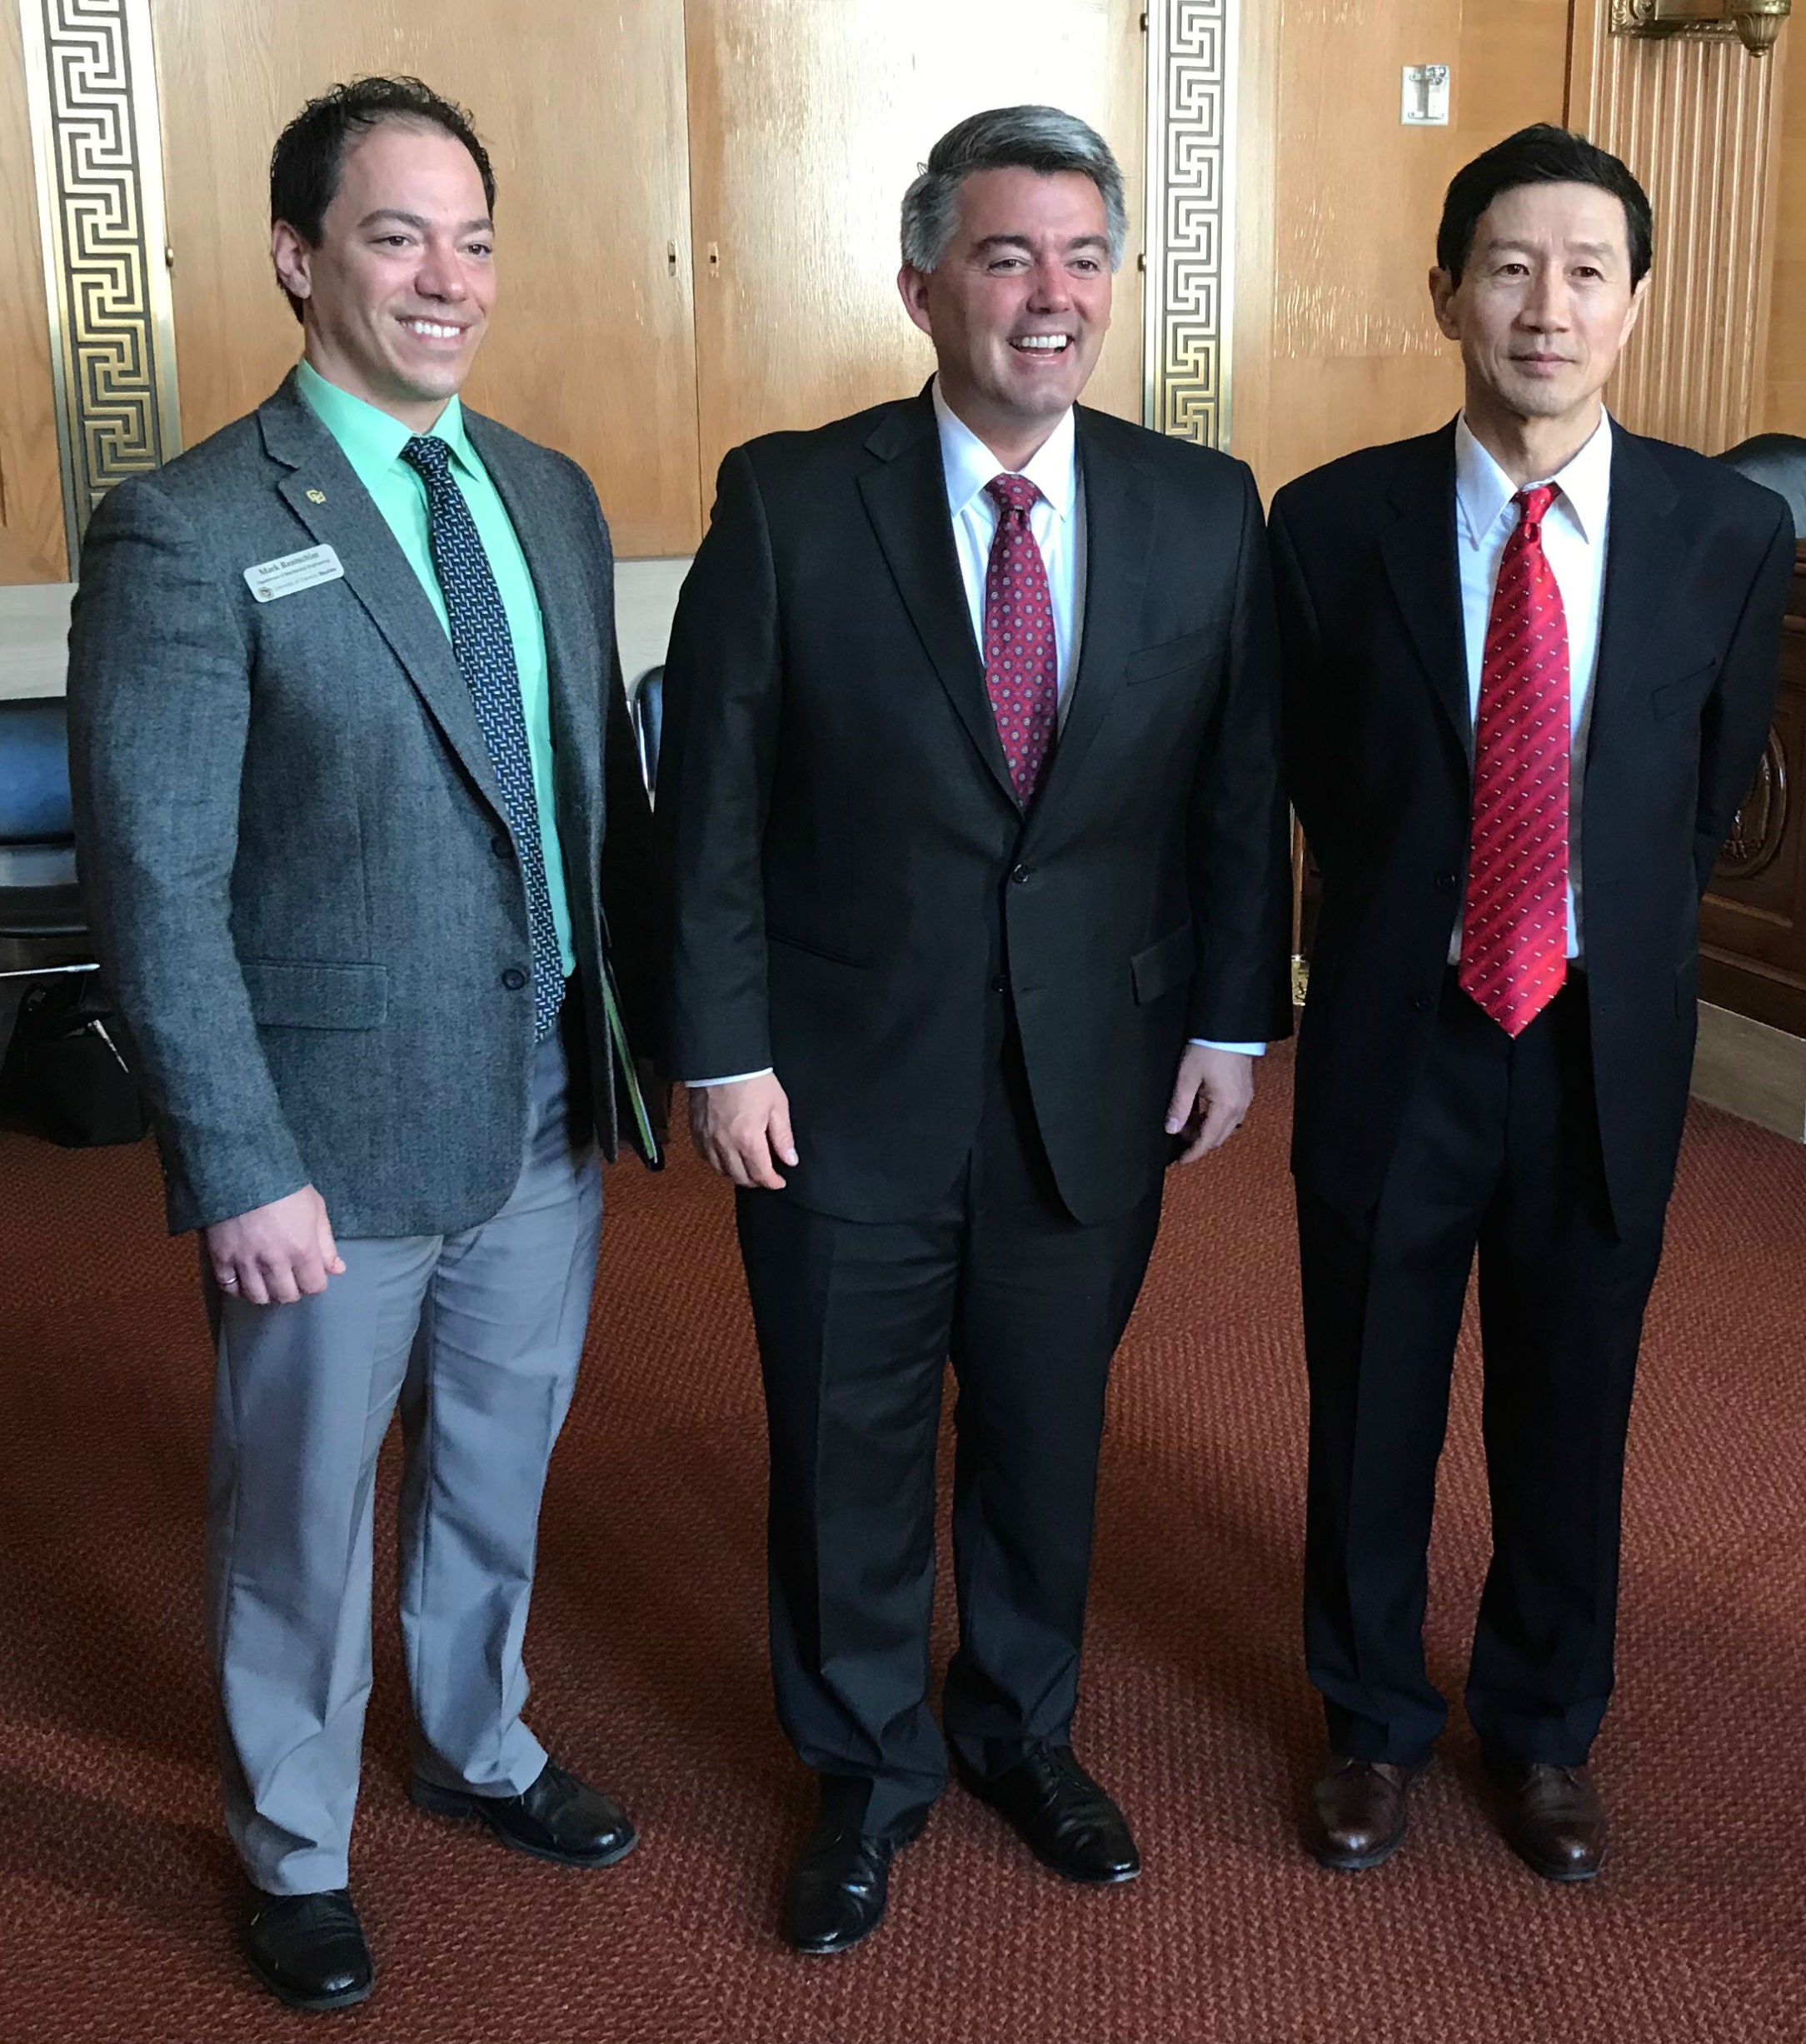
[991,975,1007,995]
[492,835,512,858]
[1010,864,1031,885]
[1435,869,1457,891]
[501,967,527,991]
[1412,990,1434,1012]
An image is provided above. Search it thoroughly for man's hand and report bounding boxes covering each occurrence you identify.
[688,1073,798,1189]
[203,1185,346,1305]
[1164,1045,1255,1164]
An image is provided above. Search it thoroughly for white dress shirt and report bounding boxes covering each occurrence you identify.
[688,381,1260,1083]
[1451,410,1613,965]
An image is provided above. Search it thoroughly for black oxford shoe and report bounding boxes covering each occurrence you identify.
[957,1746,1140,1885]
[786,1813,924,1955]
[245,1887,373,2013]
[412,1758,637,1867]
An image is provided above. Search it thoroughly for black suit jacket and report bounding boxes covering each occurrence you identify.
[1271,418,1794,1234]
[656,387,1293,1226]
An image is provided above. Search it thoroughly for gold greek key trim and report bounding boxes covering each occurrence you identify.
[18,0,182,564]
[1142,0,1238,451]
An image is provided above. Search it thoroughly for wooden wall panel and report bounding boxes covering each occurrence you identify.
[0,0,67,583]
[151,0,701,556]
[1571,4,1784,452]
[1232,0,1571,495]
[1702,552,1806,1033]
[1764,18,1804,435]
[683,0,1145,495]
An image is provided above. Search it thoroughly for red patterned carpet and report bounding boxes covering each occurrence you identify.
[2,1048,1804,2043]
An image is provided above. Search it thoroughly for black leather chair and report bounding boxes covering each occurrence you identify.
[629,666,663,797]
[0,695,97,1070]
[1715,432,1806,541]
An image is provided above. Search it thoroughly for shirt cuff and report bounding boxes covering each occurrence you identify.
[684,1068,776,1087]
[1188,1039,1266,1057]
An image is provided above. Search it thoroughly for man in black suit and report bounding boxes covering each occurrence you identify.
[1271,126,1792,1882]
[657,105,1291,1952]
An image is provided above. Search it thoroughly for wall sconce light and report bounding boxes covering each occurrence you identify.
[1612,0,1791,56]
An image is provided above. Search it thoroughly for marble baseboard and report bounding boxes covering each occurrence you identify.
[0,557,694,706]
[0,586,74,699]
[1691,1001,1806,1142]
[615,556,691,689]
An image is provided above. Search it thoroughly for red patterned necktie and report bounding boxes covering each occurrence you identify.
[982,473,1059,804]
[1458,483,1571,1036]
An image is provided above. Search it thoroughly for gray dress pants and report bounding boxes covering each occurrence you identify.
[204,1028,602,1894]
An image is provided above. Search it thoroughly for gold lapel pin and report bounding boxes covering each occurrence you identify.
[307,488,327,503]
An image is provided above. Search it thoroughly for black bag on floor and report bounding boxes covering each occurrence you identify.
[1,977,149,1148]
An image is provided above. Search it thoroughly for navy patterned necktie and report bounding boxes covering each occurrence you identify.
[402,433,564,1042]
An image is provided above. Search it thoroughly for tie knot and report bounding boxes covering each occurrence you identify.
[401,434,454,484]
[986,473,1041,519]
[1515,483,1557,536]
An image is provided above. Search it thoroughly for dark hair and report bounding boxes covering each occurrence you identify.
[269,77,495,322]
[901,105,1127,272]
[1436,124,1652,287]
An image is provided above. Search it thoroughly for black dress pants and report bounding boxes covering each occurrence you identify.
[1299,972,1666,1767]
[736,1024,1162,1838]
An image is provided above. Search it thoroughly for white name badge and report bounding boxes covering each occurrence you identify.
[243,544,345,604]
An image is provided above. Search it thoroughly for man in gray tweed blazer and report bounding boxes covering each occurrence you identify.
[66,77,659,2015]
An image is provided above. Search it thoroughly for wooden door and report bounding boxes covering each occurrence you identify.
[683,0,1146,494]
[0,2,65,581]
[151,0,702,555]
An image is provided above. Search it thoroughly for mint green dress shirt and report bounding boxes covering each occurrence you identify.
[297,358,575,977]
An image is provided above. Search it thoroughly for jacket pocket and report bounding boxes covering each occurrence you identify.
[766,929,871,970]
[1122,628,1218,686]
[1130,923,1197,1005]
[242,958,389,1029]
[1651,660,1718,720]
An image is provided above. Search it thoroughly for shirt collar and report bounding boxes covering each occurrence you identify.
[1454,407,1613,549]
[931,376,1077,524]
[296,357,476,495]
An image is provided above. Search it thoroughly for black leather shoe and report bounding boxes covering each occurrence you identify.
[786,1813,923,1955]
[956,1746,1140,1884]
[412,1758,637,1867]
[244,1887,373,2013]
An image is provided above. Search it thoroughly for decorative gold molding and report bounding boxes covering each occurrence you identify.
[1610,0,1790,56]
[18,0,181,566]
[1143,0,1237,451]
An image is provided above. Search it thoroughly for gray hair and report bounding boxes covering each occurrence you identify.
[901,105,1127,273]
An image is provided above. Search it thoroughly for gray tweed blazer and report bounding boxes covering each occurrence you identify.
[66,371,656,1238]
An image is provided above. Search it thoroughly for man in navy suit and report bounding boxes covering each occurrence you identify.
[1271,126,1791,1882]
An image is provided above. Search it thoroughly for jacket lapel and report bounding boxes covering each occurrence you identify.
[1029,410,1153,813]
[857,393,1019,807]
[464,411,603,854]
[1376,424,1472,766]
[257,372,506,824]
[1589,425,1684,757]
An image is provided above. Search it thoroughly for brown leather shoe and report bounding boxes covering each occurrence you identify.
[1304,1753,1429,1871]
[1490,1760,1605,1882]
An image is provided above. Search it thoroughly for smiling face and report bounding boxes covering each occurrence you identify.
[1430,180,1646,441]
[899,166,1113,466]
[272,118,495,429]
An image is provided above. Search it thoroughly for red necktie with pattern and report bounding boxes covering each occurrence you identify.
[1458,483,1571,1036]
[982,474,1060,804]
